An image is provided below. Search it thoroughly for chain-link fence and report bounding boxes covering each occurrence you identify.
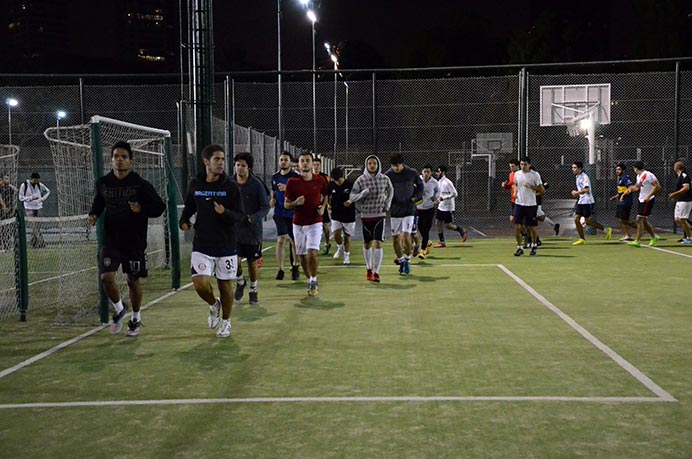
[1,59,691,319]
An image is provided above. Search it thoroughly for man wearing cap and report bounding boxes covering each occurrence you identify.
[19,172,51,248]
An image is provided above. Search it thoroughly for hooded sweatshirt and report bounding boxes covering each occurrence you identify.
[349,155,393,219]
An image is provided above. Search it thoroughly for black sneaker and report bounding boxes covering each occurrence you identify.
[234,280,246,302]
[530,246,537,256]
[126,319,141,337]
[291,265,300,281]
[323,242,331,255]
[536,238,542,247]
[110,304,128,334]
[514,247,524,257]
[275,269,285,280]
[249,291,259,305]
[554,223,560,236]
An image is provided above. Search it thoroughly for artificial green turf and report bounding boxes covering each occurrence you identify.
[0,237,690,458]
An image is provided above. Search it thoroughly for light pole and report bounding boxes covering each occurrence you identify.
[56,110,66,129]
[277,0,283,149]
[324,43,338,162]
[306,9,317,153]
[5,98,18,145]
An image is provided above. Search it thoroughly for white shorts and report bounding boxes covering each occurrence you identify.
[390,216,415,236]
[293,222,323,255]
[331,220,356,236]
[674,201,692,220]
[190,251,239,280]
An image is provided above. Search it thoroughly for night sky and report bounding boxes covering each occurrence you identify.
[0,0,690,74]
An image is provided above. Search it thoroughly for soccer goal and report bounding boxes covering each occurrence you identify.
[0,145,19,321]
[42,116,180,324]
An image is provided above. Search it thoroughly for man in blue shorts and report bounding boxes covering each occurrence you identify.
[271,152,301,280]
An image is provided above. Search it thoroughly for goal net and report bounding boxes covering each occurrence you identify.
[0,145,19,320]
[43,116,179,324]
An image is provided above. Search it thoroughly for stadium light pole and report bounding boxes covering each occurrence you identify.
[306,9,317,152]
[324,43,338,162]
[6,98,18,145]
[56,110,67,129]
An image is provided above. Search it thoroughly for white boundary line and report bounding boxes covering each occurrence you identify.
[0,395,667,410]
[642,245,692,259]
[497,264,676,402]
[0,283,193,380]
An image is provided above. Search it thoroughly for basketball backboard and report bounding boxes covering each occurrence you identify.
[540,84,611,126]
[474,132,514,155]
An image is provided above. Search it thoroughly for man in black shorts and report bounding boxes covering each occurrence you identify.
[88,141,166,336]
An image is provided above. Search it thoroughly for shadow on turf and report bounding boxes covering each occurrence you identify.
[234,304,276,322]
[176,341,249,370]
[294,297,345,310]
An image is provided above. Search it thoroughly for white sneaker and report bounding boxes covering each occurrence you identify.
[343,253,350,265]
[217,319,231,338]
[333,246,343,259]
[208,298,221,329]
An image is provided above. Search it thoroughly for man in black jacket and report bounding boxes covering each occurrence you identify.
[179,144,245,338]
[88,141,166,337]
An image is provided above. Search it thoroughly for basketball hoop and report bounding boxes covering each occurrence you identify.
[566,118,581,137]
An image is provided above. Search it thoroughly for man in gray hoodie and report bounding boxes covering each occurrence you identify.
[385,153,424,275]
[349,155,393,283]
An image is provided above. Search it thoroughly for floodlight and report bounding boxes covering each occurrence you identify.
[306,10,317,23]
[57,110,67,119]
[6,98,18,107]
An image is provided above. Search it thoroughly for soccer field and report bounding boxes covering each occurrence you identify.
[0,237,690,458]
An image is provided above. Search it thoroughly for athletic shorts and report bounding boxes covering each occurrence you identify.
[436,209,454,224]
[616,204,632,221]
[637,199,655,217]
[100,246,148,278]
[237,243,262,261]
[190,250,239,280]
[362,218,385,244]
[411,213,419,233]
[273,214,294,239]
[575,204,594,218]
[513,204,538,227]
[390,216,415,236]
[674,201,692,220]
[331,220,356,237]
[293,222,322,255]
[322,208,331,224]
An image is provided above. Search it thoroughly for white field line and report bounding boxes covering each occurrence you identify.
[468,226,488,237]
[0,283,193,380]
[642,245,692,259]
[497,264,676,402]
[0,395,670,410]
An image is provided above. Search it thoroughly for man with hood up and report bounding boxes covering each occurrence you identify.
[349,155,393,283]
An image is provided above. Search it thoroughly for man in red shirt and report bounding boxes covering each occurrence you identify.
[501,158,519,223]
[285,152,328,296]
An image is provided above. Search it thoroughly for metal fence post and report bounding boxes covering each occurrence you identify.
[90,121,108,324]
[15,209,28,321]
[165,136,181,289]
[372,72,378,156]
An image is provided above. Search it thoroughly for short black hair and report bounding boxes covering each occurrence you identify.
[509,158,520,166]
[573,160,584,169]
[298,151,313,160]
[330,167,344,180]
[422,164,433,171]
[389,152,404,165]
[616,163,627,170]
[111,141,133,160]
[234,152,254,169]
[633,160,645,170]
[520,157,531,164]
[201,144,224,160]
[280,151,293,161]
[437,165,448,174]
[30,172,40,179]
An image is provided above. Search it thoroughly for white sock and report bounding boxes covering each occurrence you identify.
[363,247,373,269]
[250,280,258,292]
[338,244,344,251]
[404,254,411,262]
[237,277,246,287]
[373,248,383,273]
[132,311,141,322]
[113,300,124,313]
[344,251,350,257]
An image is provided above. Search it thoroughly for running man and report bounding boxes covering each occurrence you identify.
[512,157,544,256]
[414,164,439,259]
[571,161,612,245]
[385,153,424,275]
[285,151,328,296]
[350,155,394,282]
[232,152,270,305]
[609,163,638,241]
[434,165,466,248]
[179,144,245,338]
[624,161,661,247]
[312,155,332,255]
[270,151,301,281]
[328,167,356,264]
[668,161,692,244]
[88,141,166,336]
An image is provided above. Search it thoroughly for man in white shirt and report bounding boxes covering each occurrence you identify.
[624,161,661,247]
[512,157,544,256]
[18,172,51,248]
[570,161,612,245]
[433,165,466,248]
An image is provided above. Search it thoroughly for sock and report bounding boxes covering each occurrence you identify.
[113,300,124,313]
[309,276,316,283]
[237,277,246,287]
[517,245,523,249]
[132,311,141,322]
[404,254,411,262]
[363,247,373,269]
[250,280,258,292]
[344,251,350,257]
[438,233,445,242]
[338,244,344,251]
[373,248,383,273]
